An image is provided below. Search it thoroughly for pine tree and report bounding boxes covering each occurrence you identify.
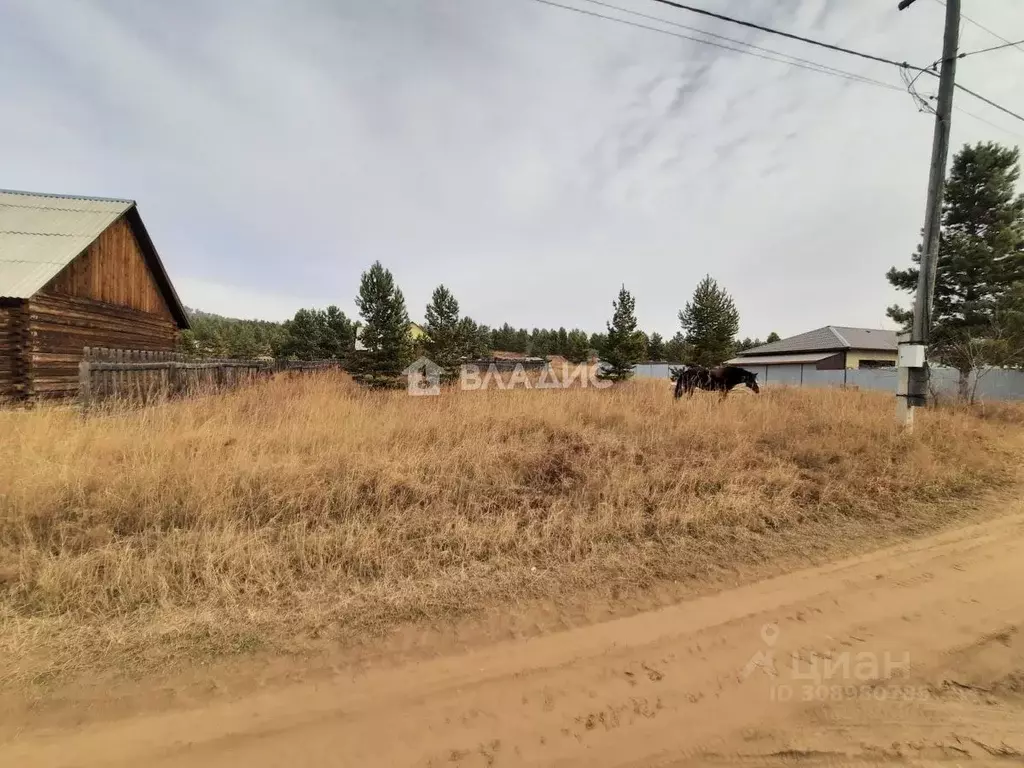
[565,329,591,363]
[324,305,356,360]
[679,275,740,367]
[352,261,413,388]
[529,328,549,357]
[663,332,692,363]
[423,284,462,382]
[635,331,650,360]
[647,332,665,361]
[280,308,324,360]
[514,328,530,354]
[995,283,1024,369]
[598,286,644,381]
[766,331,781,344]
[887,142,1024,397]
[556,327,570,357]
[491,323,514,352]
[458,317,490,360]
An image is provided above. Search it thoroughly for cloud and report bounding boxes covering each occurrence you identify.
[1,0,1022,336]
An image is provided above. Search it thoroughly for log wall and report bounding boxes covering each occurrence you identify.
[0,305,12,398]
[27,293,178,397]
[0,300,29,399]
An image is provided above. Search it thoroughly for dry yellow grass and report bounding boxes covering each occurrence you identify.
[1,373,1021,686]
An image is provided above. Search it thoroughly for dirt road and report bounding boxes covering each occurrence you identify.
[5,510,1024,767]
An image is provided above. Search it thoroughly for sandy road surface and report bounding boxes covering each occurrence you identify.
[5,511,1024,767]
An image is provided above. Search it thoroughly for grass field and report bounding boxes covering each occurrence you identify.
[1,373,1021,686]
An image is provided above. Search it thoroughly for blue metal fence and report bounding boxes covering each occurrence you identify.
[628,362,1024,401]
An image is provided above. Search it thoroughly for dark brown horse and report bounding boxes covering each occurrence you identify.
[672,365,759,399]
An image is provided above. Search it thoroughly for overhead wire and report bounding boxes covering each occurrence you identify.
[640,0,1024,126]
[953,105,1024,140]
[526,0,1024,135]
[951,81,1024,124]
[526,0,905,92]
[957,38,1024,60]
[575,0,903,87]
[642,0,920,69]
[930,0,1024,56]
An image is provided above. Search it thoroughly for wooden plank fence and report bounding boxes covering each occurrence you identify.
[78,347,340,407]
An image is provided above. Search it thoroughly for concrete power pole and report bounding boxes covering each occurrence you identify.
[896,0,960,426]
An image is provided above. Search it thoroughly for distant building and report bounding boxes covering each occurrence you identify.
[354,321,428,351]
[727,326,897,381]
[0,189,190,399]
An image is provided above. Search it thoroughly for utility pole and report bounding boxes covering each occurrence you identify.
[896,0,960,426]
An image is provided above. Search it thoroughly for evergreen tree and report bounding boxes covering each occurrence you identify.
[181,306,289,359]
[459,317,491,360]
[280,308,326,360]
[995,283,1024,369]
[565,329,591,363]
[598,286,644,381]
[530,328,549,357]
[424,284,462,381]
[514,328,531,354]
[647,332,665,360]
[179,329,200,357]
[557,327,570,357]
[228,323,259,358]
[679,275,740,367]
[663,332,692,363]
[492,323,515,352]
[324,305,356,360]
[766,331,781,344]
[636,331,650,360]
[588,332,608,357]
[352,261,413,388]
[888,142,1024,397]
[735,336,764,352]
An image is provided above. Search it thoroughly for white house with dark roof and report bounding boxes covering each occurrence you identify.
[726,326,897,383]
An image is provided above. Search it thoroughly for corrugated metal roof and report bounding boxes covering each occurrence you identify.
[735,326,897,357]
[0,190,133,298]
[726,352,836,365]
[830,326,898,350]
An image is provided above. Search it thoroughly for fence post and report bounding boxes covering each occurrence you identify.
[78,360,92,409]
[168,361,179,398]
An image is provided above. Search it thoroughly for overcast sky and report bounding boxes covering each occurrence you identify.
[2,0,1022,338]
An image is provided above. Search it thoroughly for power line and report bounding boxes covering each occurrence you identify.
[954,105,1024,140]
[930,0,1024,55]
[531,0,1024,128]
[901,66,935,114]
[901,64,1024,136]
[643,0,919,70]
[953,81,1024,124]
[576,0,902,84]
[642,0,1024,125]
[958,38,1024,60]
[526,0,904,92]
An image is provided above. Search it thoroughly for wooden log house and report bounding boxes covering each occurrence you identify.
[0,189,190,399]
